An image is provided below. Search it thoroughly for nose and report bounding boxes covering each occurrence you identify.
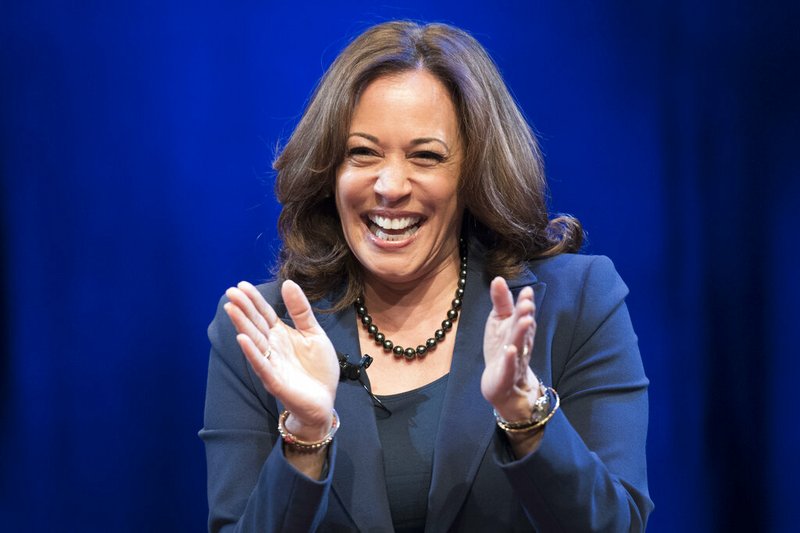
[373,158,411,204]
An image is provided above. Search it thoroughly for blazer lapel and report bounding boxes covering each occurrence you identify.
[315,301,395,532]
[424,270,496,533]
[425,247,545,533]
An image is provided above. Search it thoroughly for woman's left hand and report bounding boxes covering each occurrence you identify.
[481,277,541,423]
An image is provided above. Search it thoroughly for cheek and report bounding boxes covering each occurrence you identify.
[333,173,351,215]
[431,176,460,208]
[334,176,364,235]
[334,171,357,207]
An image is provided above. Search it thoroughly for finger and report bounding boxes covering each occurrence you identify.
[237,281,279,327]
[508,314,535,354]
[511,286,535,319]
[281,280,324,335]
[517,288,537,343]
[509,287,535,337]
[513,296,535,322]
[224,302,270,355]
[518,285,535,301]
[226,287,271,335]
[237,333,283,395]
[489,277,514,318]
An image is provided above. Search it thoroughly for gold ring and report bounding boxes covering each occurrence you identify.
[263,346,272,358]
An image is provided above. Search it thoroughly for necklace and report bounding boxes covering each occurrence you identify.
[355,239,467,360]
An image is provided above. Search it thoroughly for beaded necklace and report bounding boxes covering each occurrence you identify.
[355,239,467,360]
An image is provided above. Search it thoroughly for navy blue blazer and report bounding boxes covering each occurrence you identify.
[200,244,653,532]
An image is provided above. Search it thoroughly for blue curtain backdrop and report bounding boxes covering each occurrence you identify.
[1,2,798,531]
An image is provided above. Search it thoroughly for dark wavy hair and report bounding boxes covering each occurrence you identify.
[273,21,583,311]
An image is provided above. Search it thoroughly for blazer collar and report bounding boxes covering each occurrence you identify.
[321,305,396,531]
[423,239,545,532]
[277,293,395,531]
[285,240,546,532]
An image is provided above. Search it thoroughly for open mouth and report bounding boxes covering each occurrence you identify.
[366,214,423,242]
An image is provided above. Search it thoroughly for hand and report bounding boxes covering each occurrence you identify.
[223,280,339,441]
[481,277,541,422]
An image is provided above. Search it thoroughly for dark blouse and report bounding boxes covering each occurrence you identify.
[375,373,449,533]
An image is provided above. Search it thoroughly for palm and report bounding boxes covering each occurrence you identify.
[484,318,515,375]
[223,279,339,430]
[481,278,538,412]
[258,319,338,420]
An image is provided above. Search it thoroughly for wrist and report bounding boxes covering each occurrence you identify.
[278,409,339,454]
[284,411,334,442]
[494,384,560,434]
[493,381,545,423]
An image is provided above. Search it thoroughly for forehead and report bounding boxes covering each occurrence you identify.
[350,70,459,139]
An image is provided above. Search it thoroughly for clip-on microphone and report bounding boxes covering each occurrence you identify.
[336,352,390,416]
[337,352,373,381]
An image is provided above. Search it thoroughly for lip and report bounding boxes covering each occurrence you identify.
[365,208,425,219]
[362,210,426,248]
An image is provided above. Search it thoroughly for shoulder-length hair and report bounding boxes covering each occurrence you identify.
[273,21,582,310]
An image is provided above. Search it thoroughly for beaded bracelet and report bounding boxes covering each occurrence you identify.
[494,386,560,434]
[278,408,340,453]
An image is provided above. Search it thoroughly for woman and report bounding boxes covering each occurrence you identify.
[200,21,653,532]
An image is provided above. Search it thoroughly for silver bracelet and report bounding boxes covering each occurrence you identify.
[494,383,560,434]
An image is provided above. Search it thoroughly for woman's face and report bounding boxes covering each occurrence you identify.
[335,70,464,286]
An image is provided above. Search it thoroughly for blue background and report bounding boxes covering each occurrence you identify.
[2,1,798,531]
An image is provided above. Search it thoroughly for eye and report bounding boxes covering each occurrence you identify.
[346,146,380,163]
[348,147,375,156]
[410,151,446,166]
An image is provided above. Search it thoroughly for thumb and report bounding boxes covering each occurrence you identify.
[489,276,514,318]
[281,280,323,335]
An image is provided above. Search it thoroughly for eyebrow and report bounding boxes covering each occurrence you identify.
[348,132,450,152]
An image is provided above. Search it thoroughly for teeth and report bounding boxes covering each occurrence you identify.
[372,225,420,241]
[369,214,420,230]
[367,215,422,241]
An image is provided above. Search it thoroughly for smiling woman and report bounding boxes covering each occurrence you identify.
[200,20,652,532]
[336,71,463,288]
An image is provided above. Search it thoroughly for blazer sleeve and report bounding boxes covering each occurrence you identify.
[497,255,654,531]
[198,294,335,533]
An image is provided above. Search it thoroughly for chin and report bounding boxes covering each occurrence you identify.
[361,258,420,284]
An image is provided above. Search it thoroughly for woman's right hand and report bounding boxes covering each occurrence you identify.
[223,279,339,442]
